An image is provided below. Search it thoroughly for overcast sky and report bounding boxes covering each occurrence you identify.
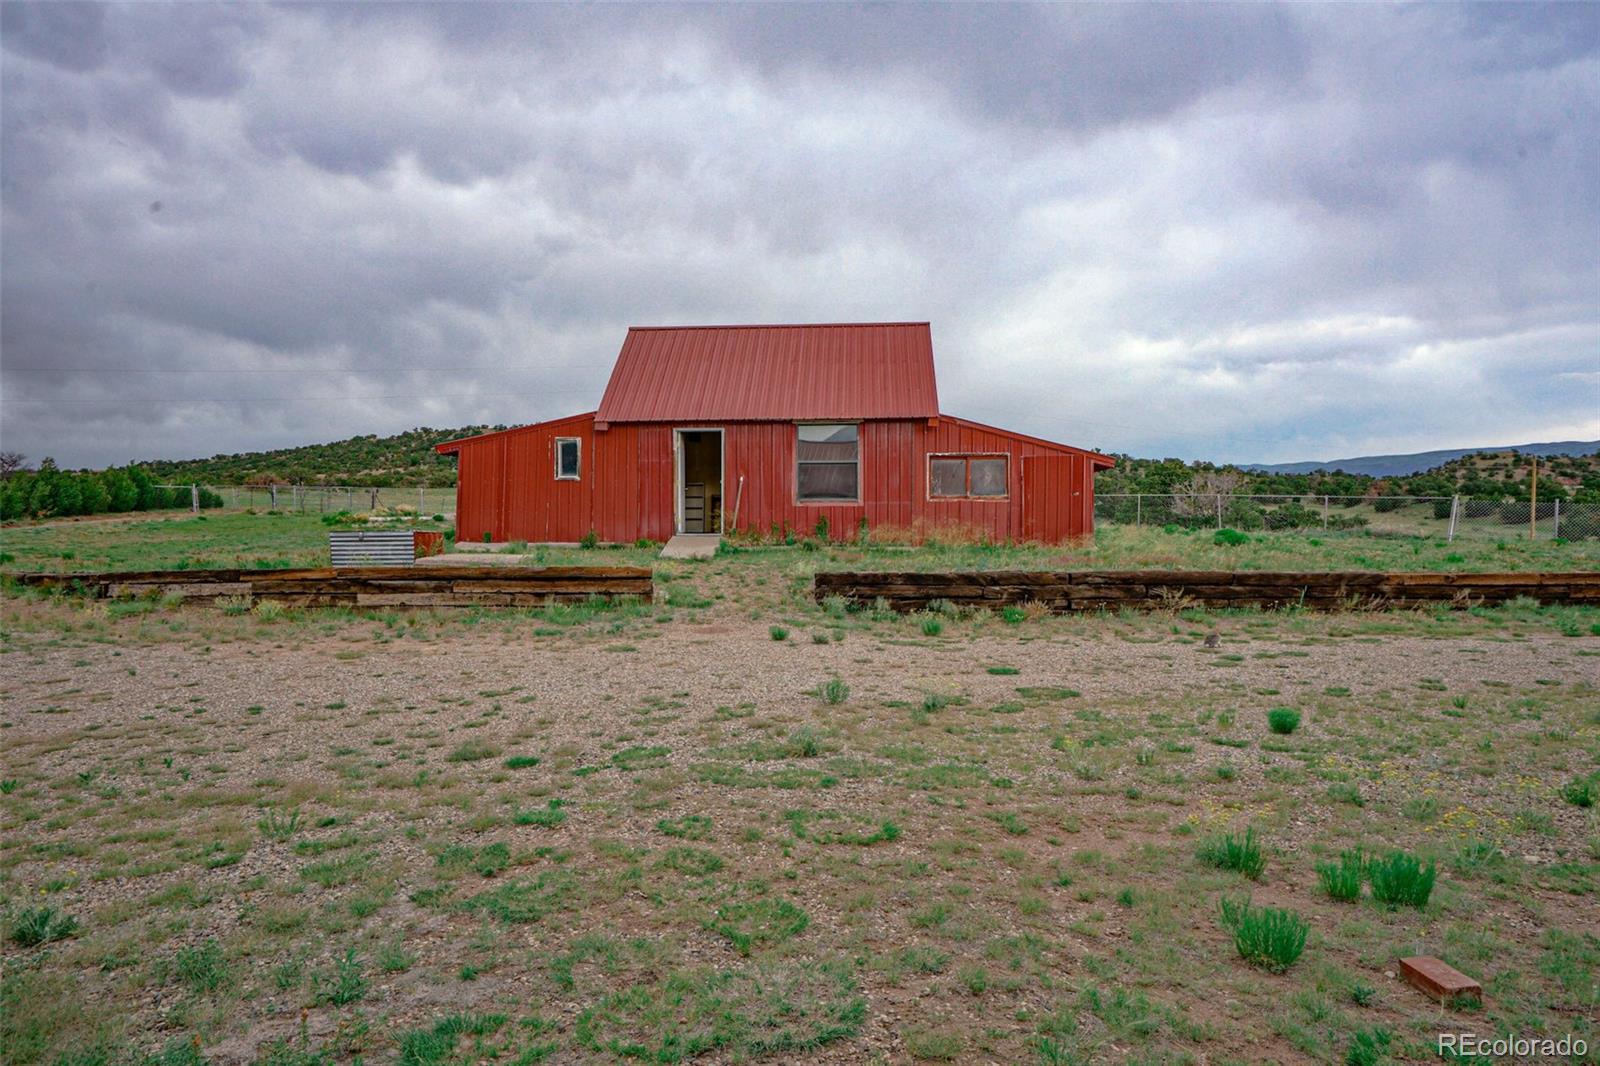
[2,2,1596,469]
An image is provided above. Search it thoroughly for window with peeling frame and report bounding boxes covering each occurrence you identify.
[555,438,581,480]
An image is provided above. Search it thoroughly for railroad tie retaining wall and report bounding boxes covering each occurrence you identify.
[5,566,653,608]
[813,570,1600,613]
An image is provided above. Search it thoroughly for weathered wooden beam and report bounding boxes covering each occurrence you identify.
[812,570,1600,613]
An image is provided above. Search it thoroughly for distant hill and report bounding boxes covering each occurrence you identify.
[57,429,1600,504]
[1098,446,1600,502]
[1246,440,1600,477]
[137,426,500,487]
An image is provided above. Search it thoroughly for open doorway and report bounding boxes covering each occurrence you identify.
[674,429,723,534]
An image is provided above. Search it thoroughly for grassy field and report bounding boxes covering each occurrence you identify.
[1,519,1598,1065]
[3,510,1598,576]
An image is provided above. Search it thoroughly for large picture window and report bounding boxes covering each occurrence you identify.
[929,454,1007,498]
[796,423,859,502]
[555,437,581,480]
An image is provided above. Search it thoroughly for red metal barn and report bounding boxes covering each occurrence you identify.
[437,323,1112,544]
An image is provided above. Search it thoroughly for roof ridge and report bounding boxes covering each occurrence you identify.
[626,322,930,331]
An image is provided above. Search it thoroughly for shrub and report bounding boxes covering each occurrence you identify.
[1366,851,1436,908]
[1219,897,1308,971]
[1561,773,1598,808]
[1315,850,1364,901]
[1267,707,1301,735]
[257,807,302,842]
[579,529,599,550]
[1197,828,1266,880]
[314,949,368,1005]
[447,739,498,762]
[9,906,78,946]
[921,615,944,637]
[769,625,789,641]
[820,677,849,705]
[1213,528,1250,546]
[786,727,822,758]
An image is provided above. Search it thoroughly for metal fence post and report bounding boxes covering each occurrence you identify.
[1553,498,1561,539]
[1215,494,1223,529]
[190,485,200,513]
[1136,494,1141,527]
[1322,496,1328,530]
[1447,495,1459,542]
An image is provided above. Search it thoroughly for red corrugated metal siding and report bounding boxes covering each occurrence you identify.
[442,411,1103,544]
[1021,454,1095,543]
[441,413,596,543]
[595,323,939,423]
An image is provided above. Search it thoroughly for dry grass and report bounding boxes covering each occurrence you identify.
[1,532,1597,1065]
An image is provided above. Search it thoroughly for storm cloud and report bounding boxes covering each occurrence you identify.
[2,2,1596,468]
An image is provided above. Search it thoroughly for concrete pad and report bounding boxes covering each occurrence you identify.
[661,534,721,559]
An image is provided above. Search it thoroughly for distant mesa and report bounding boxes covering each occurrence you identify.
[1244,441,1600,478]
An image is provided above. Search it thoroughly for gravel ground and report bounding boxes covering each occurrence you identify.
[2,598,1597,1065]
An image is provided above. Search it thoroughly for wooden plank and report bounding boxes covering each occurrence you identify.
[811,569,1600,613]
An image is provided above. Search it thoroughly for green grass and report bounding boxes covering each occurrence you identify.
[7,509,1599,579]
[1219,897,1308,972]
[513,800,568,829]
[574,959,863,1061]
[1366,851,1437,909]
[1197,828,1267,880]
[1315,850,1365,901]
[705,898,810,955]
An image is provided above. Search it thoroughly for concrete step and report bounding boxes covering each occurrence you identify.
[660,534,721,559]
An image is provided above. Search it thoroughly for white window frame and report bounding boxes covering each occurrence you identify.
[554,437,581,480]
[927,452,1009,500]
[795,422,862,505]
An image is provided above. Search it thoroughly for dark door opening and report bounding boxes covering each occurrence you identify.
[676,430,723,534]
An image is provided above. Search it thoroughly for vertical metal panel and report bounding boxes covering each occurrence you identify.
[445,411,1105,546]
[1022,454,1092,543]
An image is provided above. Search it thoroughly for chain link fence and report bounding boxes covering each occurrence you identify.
[157,484,456,518]
[158,485,1598,541]
[1095,493,1599,541]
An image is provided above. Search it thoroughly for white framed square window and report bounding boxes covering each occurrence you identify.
[555,437,581,480]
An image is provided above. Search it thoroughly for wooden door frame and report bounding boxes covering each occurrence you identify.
[673,428,724,535]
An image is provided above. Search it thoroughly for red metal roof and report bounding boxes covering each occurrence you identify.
[595,323,939,423]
